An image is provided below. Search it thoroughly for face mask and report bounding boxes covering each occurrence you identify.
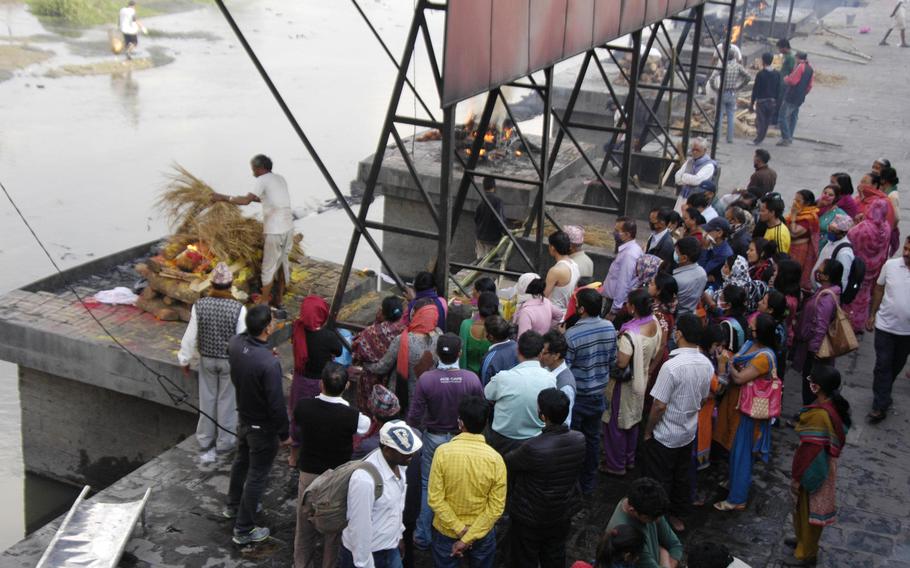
[705,234,716,247]
[673,251,680,264]
[827,231,839,242]
[613,230,623,243]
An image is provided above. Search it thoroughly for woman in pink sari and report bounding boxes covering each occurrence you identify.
[853,172,899,256]
[845,200,892,332]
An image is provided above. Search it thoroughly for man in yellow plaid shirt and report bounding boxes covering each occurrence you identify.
[428,396,506,567]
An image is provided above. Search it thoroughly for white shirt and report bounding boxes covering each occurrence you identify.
[250,172,293,234]
[649,347,713,448]
[674,158,716,188]
[570,250,595,278]
[119,6,138,34]
[551,361,575,427]
[811,236,854,291]
[548,258,580,311]
[316,393,372,435]
[875,258,910,335]
[342,449,407,567]
[177,304,247,366]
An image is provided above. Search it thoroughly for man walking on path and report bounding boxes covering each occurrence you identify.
[880,0,909,47]
[118,0,145,59]
[428,396,506,568]
[750,53,782,145]
[406,334,484,549]
[504,388,585,568]
[565,288,617,495]
[866,236,910,424]
[640,314,713,533]
[225,305,290,545]
[212,154,294,309]
[178,262,246,461]
[484,331,557,454]
[601,217,643,318]
[340,421,422,568]
[778,52,814,146]
[294,362,371,568]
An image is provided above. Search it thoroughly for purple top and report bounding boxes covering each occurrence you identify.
[793,285,840,370]
[601,240,643,312]
[406,367,484,431]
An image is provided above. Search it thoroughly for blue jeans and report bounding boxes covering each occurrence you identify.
[227,424,279,534]
[414,431,454,548]
[339,545,403,568]
[778,101,800,141]
[431,528,496,568]
[571,393,605,494]
[722,90,736,142]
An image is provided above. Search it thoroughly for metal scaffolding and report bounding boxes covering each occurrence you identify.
[212,0,737,327]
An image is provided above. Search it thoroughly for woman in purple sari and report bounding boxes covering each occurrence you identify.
[845,200,892,332]
[600,288,662,476]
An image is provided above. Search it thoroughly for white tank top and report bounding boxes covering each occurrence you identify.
[549,258,580,311]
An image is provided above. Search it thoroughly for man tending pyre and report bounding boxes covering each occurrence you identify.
[212,154,293,311]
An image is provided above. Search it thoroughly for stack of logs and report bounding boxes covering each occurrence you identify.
[134,257,245,322]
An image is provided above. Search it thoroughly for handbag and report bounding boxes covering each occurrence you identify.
[609,333,634,383]
[816,289,858,358]
[737,349,782,420]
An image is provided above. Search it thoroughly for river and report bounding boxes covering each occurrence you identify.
[0,0,444,549]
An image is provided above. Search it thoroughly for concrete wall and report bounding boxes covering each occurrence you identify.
[19,366,195,488]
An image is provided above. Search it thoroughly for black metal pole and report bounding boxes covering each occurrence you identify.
[769,0,779,38]
[436,105,454,297]
[785,0,796,38]
[712,0,737,156]
[537,68,553,273]
[210,0,407,299]
[682,4,705,156]
[621,31,641,216]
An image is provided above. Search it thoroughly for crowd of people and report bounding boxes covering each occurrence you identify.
[177,140,908,568]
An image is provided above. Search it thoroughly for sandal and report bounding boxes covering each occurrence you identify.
[866,410,887,424]
[713,500,746,512]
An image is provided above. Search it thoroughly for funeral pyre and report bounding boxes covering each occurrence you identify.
[134,166,303,322]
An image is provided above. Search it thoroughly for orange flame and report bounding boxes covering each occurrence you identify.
[745,15,756,26]
[515,150,523,157]
[187,244,198,252]
[483,131,495,144]
[731,24,742,42]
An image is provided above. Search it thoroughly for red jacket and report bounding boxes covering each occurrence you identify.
[784,61,814,95]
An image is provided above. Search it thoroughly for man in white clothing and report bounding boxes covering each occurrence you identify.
[544,230,580,312]
[341,421,422,568]
[811,214,854,291]
[118,0,145,59]
[564,225,594,278]
[212,154,294,309]
[673,138,717,213]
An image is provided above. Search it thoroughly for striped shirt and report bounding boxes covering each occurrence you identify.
[564,317,617,397]
[649,347,714,448]
[428,433,507,544]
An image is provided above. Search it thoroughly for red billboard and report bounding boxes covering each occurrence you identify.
[442,0,702,106]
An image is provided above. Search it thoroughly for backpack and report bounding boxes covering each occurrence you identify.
[721,317,746,353]
[301,456,384,534]
[831,243,865,305]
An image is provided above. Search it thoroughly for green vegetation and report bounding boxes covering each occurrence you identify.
[26,0,163,26]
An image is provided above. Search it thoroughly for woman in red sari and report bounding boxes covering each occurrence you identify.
[786,189,820,293]
[845,199,892,332]
[784,365,850,567]
[351,296,406,414]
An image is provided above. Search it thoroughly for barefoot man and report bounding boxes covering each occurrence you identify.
[212,154,293,310]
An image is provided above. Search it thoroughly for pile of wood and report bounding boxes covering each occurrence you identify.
[134,165,303,322]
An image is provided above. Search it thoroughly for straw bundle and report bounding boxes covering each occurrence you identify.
[157,165,266,267]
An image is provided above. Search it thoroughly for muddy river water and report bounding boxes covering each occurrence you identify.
[0,0,448,548]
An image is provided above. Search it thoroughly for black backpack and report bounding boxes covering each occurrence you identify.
[832,242,865,305]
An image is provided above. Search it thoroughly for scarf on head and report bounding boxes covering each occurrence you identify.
[848,199,892,274]
[292,295,330,373]
[397,304,438,378]
[515,272,540,305]
[855,184,897,227]
[631,254,663,290]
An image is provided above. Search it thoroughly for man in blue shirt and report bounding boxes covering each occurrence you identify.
[484,331,556,455]
[479,315,518,385]
[698,217,735,284]
[564,288,616,494]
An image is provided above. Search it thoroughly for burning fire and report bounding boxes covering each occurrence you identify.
[187,243,198,252]
[731,15,756,43]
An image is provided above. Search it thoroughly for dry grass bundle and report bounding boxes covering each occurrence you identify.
[157,165,266,267]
